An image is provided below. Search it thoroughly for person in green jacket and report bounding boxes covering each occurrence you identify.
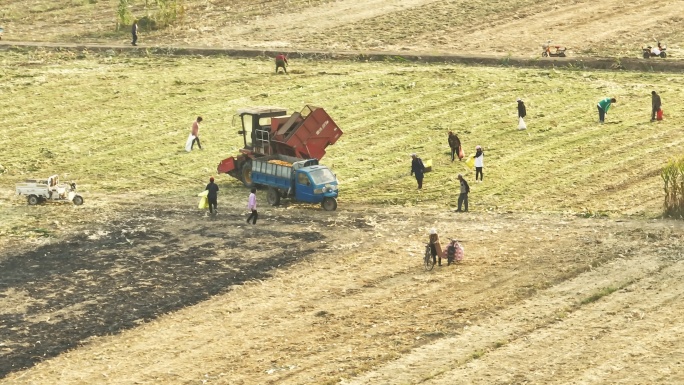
[597,97,616,124]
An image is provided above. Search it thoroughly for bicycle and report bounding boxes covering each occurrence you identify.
[423,243,435,271]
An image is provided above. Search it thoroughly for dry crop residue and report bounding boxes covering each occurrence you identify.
[2,203,682,384]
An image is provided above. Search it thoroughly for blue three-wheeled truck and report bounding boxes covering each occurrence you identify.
[251,155,339,211]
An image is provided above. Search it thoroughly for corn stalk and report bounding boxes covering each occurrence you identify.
[662,156,684,218]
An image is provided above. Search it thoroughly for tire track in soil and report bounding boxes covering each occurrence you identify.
[0,208,329,378]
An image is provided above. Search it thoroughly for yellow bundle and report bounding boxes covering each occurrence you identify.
[465,156,475,169]
[197,190,209,209]
[268,160,292,167]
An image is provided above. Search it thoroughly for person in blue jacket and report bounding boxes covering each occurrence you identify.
[410,153,426,190]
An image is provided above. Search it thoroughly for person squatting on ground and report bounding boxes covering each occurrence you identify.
[428,228,443,267]
[205,177,219,215]
[456,174,470,212]
[651,91,662,122]
[410,153,426,189]
[275,53,288,74]
[131,21,138,46]
[474,145,484,182]
[597,97,616,124]
[191,116,203,150]
[246,188,258,224]
[448,131,462,162]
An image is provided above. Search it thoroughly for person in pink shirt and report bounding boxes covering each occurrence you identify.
[246,188,258,224]
[191,116,203,150]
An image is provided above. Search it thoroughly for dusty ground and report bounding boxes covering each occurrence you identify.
[1,198,682,384]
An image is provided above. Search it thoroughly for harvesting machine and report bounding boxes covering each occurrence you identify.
[217,105,343,187]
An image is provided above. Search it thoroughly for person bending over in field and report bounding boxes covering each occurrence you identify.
[597,97,616,124]
[275,53,288,74]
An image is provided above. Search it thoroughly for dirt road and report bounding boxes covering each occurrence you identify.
[2,0,683,58]
[1,200,681,383]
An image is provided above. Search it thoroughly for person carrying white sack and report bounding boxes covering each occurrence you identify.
[517,98,527,130]
[185,116,203,152]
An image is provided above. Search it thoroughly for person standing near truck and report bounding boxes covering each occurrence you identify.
[651,91,662,122]
[205,177,219,215]
[191,116,203,150]
[246,188,258,224]
[275,53,288,74]
[410,153,426,190]
[597,97,616,124]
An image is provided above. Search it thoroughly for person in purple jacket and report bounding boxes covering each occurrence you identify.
[246,188,258,224]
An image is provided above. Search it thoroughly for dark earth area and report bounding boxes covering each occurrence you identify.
[0,205,364,377]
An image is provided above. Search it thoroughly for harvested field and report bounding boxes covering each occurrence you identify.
[1,2,684,383]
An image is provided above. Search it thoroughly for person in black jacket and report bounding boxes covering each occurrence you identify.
[448,131,462,162]
[410,153,426,190]
[651,91,662,122]
[517,98,526,119]
[205,177,219,215]
[131,21,138,46]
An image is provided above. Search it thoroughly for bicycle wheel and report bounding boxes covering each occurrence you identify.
[424,245,435,271]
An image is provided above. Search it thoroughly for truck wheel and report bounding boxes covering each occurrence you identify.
[28,195,39,205]
[267,187,281,206]
[643,51,650,59]
[660,51,667,58]
[322,197,337,211]
[241,160,254,188]
[73,195,84,206]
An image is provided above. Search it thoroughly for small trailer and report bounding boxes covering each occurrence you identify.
[251,155,339,211]
[16,175,84,206]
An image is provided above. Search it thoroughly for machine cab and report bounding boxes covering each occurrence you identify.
[236,107,288,156]
[293,164,339,204]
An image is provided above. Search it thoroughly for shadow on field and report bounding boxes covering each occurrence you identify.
[0,209,325,378]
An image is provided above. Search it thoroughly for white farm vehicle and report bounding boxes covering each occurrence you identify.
[16,175,84,206]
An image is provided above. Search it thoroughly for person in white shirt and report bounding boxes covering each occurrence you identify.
[474,145,484,182]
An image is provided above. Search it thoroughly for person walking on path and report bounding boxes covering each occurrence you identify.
[205,177,219,215]
[275,53,288,74]
[651,91,662,122]
[246,188,258,224]
[456,174,470,212]
[191,116,203,150]
[410,153,426,190]
[474,145,484,182]
[131,20,138,46]
[448,131,462,162]
[517,98,527,130]
[428,228,443,267]
[597,97,616,124]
